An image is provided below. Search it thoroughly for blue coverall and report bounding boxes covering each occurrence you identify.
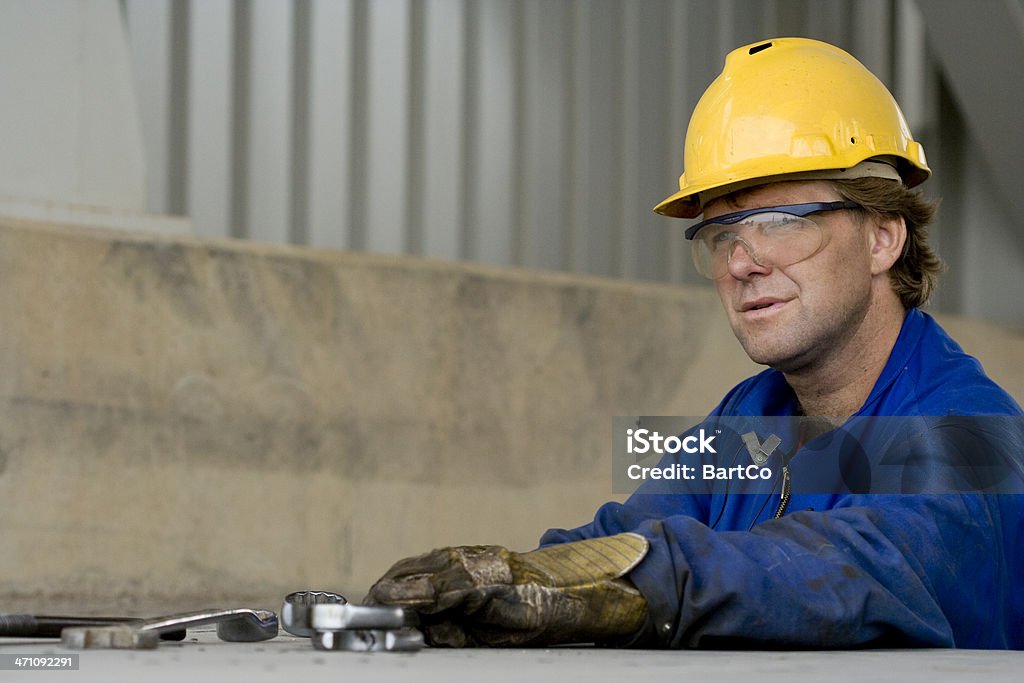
[540,309,1024,649]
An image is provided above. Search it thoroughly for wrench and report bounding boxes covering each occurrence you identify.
[0,613,185,641]
[312,628,424,652]
[310,603,415,631]
[281,590,347,637]
[61,608,279,649]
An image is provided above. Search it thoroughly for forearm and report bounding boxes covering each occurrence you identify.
[623,495,1004,648]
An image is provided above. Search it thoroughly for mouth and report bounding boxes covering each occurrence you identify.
[738,298,790,316]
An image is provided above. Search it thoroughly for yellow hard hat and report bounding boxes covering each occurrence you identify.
[654,37,930,220]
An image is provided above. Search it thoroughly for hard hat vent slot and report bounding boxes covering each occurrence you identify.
[749,42,773,55]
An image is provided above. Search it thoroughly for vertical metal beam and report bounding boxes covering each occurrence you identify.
[420,0,466,261]
[405,0,426,256]
[247,0,294,244]
[473,0,516,266]
[520,0,570,272]
[558,0,577,273]
[229,0,251,239]
[564,0,588,274]
[168,0,190,216]
[774,0,811,38]
[729,0,775,48]
[348,0,369,251]
[914,0,1024,240]
[893,0,930,135]
[187,0,232,238]
[806,0,849,50]
[290,0,312,246]
[931,80,967,314]
[509,0,526,267]
[577,0,623,278]
[364,0,411,255]
[666,0,690,284]
[307,0,354,251]
[458,0,479,261]
[851,0,892,86]
[125,0,173,215]
[630,0,672,282]
[618,0,639,279]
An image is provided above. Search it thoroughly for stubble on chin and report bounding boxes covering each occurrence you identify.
[734,325,800,370]
[727,304,818,372]
[731,295,870,374]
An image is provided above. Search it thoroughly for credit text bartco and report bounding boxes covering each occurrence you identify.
[625,428,773,481]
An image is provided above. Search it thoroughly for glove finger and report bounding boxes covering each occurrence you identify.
[420,615,531,648]
[364,546,474,608]
[426,546,520,618]
[375,547,464,581]
[459,590,547,647]
[473,584,548,632]
[421,619,474,648]
[367,569,489,614]
[365,545,508,612]
[431,545,512,593]
[365,573,437,608]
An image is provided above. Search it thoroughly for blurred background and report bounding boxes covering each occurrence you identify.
[1,0,1022,611]
[2,0,1022,326]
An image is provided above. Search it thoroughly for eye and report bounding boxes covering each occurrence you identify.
[707,229,736,250]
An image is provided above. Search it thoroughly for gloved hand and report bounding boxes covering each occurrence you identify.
[364,533,649,647]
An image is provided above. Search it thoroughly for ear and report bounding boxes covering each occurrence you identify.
[868,215,906,276]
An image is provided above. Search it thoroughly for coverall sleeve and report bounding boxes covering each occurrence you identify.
[543,493,1012,649]
[540,493,710,547]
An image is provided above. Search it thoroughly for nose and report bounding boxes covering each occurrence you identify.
[725,238,772,280]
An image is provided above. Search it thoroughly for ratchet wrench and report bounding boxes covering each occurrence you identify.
[61,608,279,649]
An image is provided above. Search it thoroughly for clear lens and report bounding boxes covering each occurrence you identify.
[692,212,828,279]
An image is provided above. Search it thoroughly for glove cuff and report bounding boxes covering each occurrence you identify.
[523,532,649,586]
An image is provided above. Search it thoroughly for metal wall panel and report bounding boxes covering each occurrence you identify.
[123,0,1024,324]
[126,0,174,215]
[187,0,233,239]
[472,0,518,265]
[306,0,352,250]
[421,0,466,260]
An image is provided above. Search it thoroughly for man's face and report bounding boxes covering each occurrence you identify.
[702,181,875,373]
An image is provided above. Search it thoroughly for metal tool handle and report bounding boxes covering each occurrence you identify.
[61,608,279,649]
[132,608,278,641]
[0,613,185,640]
[310,604,412,631]
[312,628,424,652]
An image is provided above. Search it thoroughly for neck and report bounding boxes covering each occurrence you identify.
[785,291,906,419]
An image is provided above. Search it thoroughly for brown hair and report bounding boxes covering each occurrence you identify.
[830,177,944,309]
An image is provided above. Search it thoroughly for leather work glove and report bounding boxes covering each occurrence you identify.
[364,533,649,647]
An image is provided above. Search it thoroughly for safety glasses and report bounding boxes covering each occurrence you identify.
[688,201,861,280]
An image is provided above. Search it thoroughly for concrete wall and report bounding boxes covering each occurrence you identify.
[0,217,1020,614]
[0,217,757,612]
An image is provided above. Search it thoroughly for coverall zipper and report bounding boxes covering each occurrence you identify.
[774,465,791,518]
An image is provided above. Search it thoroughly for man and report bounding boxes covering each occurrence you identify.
[366,38,1023,649]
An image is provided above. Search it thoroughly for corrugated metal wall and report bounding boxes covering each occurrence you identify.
[122,0,1022,324]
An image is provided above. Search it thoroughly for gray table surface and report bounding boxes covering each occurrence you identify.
[1,628,1021,682]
